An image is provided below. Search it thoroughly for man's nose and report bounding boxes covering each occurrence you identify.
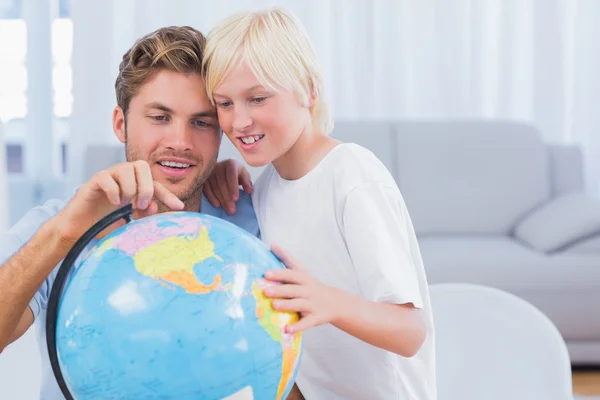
[232,105,252,132]
[164,121,193,151]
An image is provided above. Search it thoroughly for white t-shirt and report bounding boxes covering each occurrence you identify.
[251,143,437,400]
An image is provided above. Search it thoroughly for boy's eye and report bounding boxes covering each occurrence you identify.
[252,97,266,104]
[217,101,232,109]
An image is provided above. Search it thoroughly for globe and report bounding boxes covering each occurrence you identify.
[53,211,303,399]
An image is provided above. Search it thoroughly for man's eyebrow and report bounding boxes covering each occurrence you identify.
[192,109,218,118]
[144,102,173,112]
[145,103,216,118]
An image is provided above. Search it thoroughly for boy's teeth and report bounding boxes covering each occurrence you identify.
[241,135,264,145]
[159,161,190,168]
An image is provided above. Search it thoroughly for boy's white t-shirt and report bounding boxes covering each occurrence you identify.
[251,143,437,400]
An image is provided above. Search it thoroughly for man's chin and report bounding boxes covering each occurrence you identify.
[155,200,176,214]
[155,184,203,214]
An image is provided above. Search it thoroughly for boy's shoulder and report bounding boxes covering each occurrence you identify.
[251,142,398,197]
[325,143,397,192]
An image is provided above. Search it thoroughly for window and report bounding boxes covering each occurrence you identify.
[0,10,26,123]
[0,0,73,175]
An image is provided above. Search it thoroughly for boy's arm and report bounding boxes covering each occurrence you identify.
[336,182,428,356]
[265,182,430,357]
[269,243,426,358]
[331,287,426,357]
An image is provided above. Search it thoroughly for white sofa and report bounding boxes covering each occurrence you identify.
[331,120,600,366]
[83,120,600,365]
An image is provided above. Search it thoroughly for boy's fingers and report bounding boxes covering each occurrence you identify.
[204,180,221,208]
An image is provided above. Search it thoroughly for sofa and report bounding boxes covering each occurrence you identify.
[330,120,600,366]
[83,120,600,365]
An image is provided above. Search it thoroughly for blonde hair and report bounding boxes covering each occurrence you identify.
[115,26,206,116]
[203,7,334,135]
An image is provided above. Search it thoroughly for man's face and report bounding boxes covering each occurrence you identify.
[113,69,221,210]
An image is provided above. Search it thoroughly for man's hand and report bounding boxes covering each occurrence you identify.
[54,161,184,245]
[204,159,253,215]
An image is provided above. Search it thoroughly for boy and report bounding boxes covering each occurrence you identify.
[203,7,437,399]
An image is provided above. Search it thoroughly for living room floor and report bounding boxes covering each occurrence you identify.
[573,370,600,395]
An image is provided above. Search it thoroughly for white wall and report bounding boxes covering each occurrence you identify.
[0,327,41,400]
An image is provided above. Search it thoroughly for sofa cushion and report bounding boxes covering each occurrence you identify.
[419,236,600,340]
[419,237,600,291]
[514,193,600,253]
[393,121,551,235]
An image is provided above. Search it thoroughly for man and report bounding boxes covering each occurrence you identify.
[0,26,257,399]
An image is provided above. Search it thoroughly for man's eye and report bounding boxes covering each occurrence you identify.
[194,120,211,127]
[151,115,168,121]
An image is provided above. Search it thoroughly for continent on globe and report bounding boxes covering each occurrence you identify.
[58,212,304,399]
[94,217,223,294]
[252,279,303,400]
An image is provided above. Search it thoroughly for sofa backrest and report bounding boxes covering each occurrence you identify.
[548,144,585,196]
[82,120,583,237]
[331,121,396,174]
[83,144,125,182]
[392,121,552,235]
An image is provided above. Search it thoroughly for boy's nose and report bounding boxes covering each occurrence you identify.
[232,107,253,132]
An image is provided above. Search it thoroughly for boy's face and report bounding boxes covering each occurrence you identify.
[212,61,311,168]
[112,69,221,209]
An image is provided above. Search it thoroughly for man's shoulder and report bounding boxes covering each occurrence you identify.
[2,199,67,251]
[202,191,260,238]
[228,190,260,237]
[0,198,67,291]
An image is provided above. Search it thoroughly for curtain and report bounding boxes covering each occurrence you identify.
[0,120,8,234]
[68,0,600,193]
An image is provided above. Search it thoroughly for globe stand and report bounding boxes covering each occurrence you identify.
[46,204,133,400]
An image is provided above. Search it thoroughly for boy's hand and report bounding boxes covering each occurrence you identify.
[203,159,253,215]
[264,243,343,334]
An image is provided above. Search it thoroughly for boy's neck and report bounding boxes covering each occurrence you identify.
[273,125,340,181]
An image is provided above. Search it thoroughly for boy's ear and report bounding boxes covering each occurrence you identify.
[307,92,316,108]
[306,79,317,108]
[113,106,126,144]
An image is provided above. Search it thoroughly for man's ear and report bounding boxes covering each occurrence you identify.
[113,106,126,143]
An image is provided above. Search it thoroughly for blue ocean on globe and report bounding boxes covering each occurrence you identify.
[54,211,303,399]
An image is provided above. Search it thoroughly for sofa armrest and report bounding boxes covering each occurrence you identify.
[514,193,600,253]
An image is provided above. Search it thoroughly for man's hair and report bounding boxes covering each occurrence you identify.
[202,7,334,135]
[115,26,206,116]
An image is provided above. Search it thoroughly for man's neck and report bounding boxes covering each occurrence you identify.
[184,198,202,213]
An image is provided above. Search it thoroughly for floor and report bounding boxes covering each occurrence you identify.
[573,370,600,395]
